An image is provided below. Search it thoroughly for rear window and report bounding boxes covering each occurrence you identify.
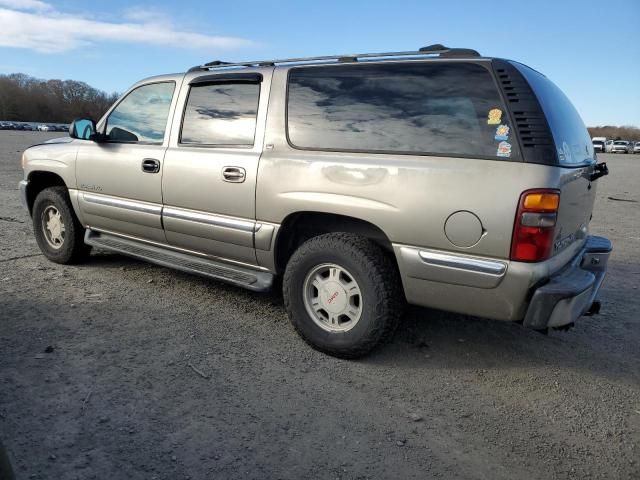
[287,62,519,160]
[513,63,594,166]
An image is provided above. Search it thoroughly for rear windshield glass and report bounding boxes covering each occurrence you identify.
[287,62,519,160]
[512,62,593,166]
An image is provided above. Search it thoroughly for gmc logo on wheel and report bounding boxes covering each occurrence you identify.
[327,292,339,304]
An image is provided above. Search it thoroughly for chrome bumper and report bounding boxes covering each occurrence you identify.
[523,235,612,329]
[18,180,29,212]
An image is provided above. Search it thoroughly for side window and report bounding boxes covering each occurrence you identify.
[180,82,260,146]
[287,62,519,159]
[106,82,175,143]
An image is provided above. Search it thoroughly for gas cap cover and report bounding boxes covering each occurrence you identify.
[444,211,484,248]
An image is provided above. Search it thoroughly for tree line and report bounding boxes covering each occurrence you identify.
[587,126,640,141]
[0,73,119,123]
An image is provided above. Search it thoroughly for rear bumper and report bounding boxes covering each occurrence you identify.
[523,235,612,329]
[394,235,611,324]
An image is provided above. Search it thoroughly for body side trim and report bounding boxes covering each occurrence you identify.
[163,206,256,232]
[418,249,507,276]
[83,193,162,215]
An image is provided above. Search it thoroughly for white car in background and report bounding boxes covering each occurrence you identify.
[605,140,614,152]
[36,124,49,131]
[611,140,632,154]
[633,142,640,154]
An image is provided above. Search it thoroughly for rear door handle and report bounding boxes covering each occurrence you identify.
[222,166,246,183]
[141,158,160,173]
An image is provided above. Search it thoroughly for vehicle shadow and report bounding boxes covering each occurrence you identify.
[71,251,639,385]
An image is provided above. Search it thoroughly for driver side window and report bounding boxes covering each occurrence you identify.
[105,82,175,144]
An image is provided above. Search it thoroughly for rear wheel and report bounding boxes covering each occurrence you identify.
[283,233,403,358]
[32,186,91,264]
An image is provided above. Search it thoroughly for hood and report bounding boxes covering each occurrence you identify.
[44,136,74,144]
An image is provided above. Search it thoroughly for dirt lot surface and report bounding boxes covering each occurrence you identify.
[1,131,639,480]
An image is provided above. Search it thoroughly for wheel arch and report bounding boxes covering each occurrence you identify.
[26,171,67,215]
[273,211,396,274]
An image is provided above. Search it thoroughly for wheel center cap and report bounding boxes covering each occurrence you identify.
[321,281,347,314]
[48,218,61,238]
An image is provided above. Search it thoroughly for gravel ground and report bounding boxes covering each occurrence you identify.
[0,131,639,480]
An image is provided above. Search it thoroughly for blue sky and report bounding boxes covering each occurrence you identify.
[1,0,638,126]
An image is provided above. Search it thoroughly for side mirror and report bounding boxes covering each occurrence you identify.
[69,118,97,140]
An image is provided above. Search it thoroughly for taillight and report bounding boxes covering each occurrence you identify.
[510,189,560,262]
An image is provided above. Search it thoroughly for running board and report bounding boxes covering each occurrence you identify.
[84,230,273,292]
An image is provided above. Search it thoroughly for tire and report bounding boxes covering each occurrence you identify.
[32,186,91,264]
[283,233,403,358]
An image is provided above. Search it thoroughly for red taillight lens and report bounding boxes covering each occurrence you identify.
[510,189,560,262]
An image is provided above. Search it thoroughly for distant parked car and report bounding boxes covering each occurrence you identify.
[605,140,614,153]
[633,142,640,154]
[611,140,632,154]
[1,122,17,130]
[36,124,49,131]
[19,123,34,131]
[0,122,10,130]
[59,124,69,132]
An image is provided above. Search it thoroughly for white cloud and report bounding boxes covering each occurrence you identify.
[0,0,52,12]
[0,3,253,54]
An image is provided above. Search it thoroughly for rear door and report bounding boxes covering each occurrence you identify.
[161,68,273,265]
[513,63,597,256]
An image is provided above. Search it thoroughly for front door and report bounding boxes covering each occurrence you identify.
[76,80,178,243]
[161,69,272,265]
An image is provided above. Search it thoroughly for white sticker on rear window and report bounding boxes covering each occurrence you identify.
[497,141,512,157]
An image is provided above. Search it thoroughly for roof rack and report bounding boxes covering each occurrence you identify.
[188,44,481,72]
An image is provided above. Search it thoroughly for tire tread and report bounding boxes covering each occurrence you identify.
[283,233,403,358]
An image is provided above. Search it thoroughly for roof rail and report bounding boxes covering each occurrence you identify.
[188,44,481,72]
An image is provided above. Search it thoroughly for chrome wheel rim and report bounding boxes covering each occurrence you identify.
[41,205,65,249]
[303,263,363,332]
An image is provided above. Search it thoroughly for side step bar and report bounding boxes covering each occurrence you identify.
[84,230,274,292]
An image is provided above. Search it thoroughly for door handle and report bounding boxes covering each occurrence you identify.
[141,158,160,173]
[222,166,246,183]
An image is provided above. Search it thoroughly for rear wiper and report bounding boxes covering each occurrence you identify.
[590,162,608,182]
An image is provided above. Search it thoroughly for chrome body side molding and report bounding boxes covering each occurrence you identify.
[395,245,508,290]
[418,250,507,276]
[163,206,255,232]
[83,192,162,215]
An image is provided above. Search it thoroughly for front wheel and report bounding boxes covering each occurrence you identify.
[32,186,91,264]
[283,233,403,358]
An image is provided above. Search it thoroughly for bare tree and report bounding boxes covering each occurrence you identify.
[588,126,640,141]
[0,73,119,123]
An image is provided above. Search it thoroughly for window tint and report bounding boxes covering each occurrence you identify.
[180,83,259,146]
[287,62,517,159]
[106,82,175,143]
[513,63,593,165]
